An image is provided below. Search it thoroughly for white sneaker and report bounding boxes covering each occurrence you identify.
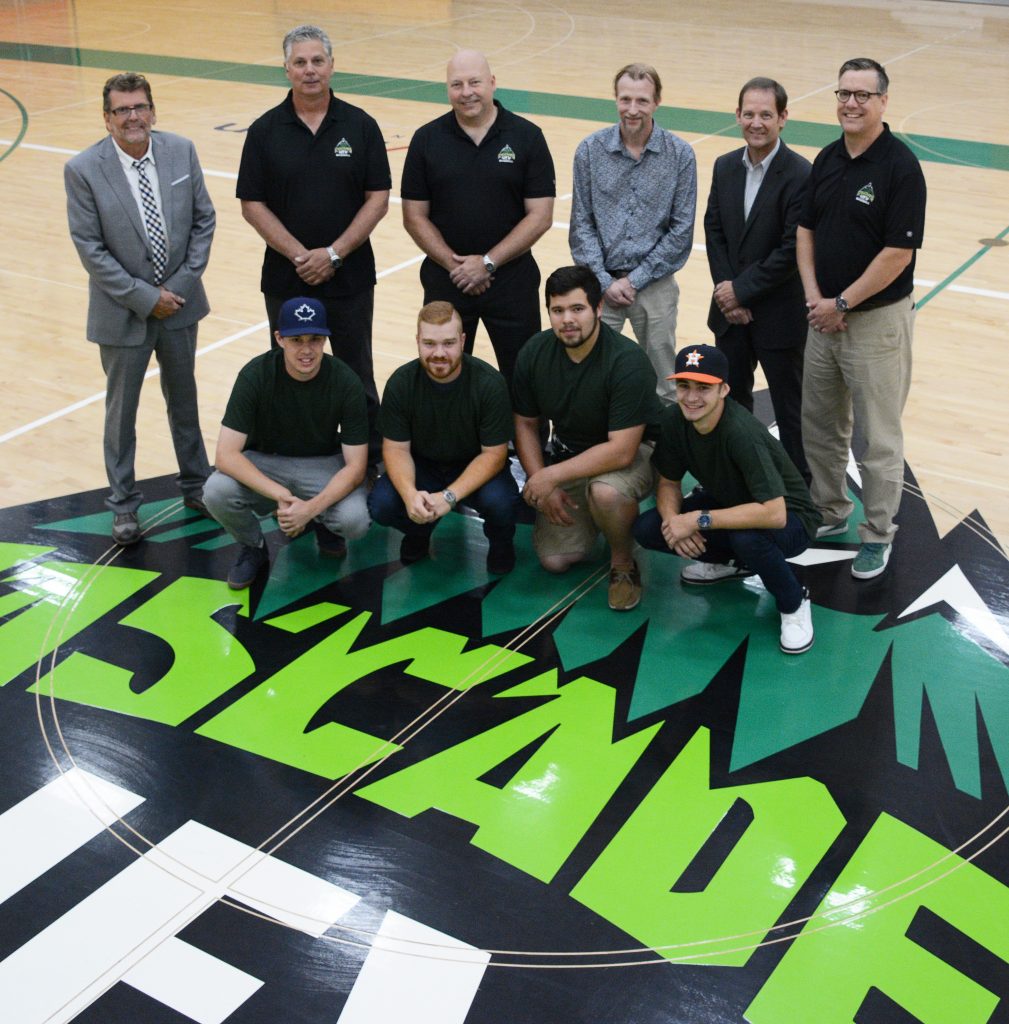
[780,589,814,654]
[680,560,754,585]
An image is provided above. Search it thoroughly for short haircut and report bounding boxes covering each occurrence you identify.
[613,62,662,103]
[417,300,461,332]
[737,76,787,114]
[545,266,602,309]
[838,57,888,94]
[283,24,333,62]
[102,73,153,111]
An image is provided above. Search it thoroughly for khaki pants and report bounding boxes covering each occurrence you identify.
[801,296,914,544]
[602,272,679,402]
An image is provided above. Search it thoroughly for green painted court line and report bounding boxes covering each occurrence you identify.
[0,85,28,163]
[916,224,1009,309]
[3,40,1009,171]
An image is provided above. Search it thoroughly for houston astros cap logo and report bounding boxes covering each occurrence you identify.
[668,343,729,384]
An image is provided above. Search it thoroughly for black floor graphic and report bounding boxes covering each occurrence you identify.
[1,442,1008,1023]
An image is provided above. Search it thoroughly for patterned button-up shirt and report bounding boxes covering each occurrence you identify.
[570,122,696,292]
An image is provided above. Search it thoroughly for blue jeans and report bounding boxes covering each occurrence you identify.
[632,489,809,613]
[368,456,519,545]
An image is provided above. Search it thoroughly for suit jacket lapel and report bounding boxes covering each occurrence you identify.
[725,156,748,244]
[98,137,147,246]
[152,133,175,243]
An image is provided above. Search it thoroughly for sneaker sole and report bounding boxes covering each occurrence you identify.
[680,570,754,586]
[780,634,815,655]
[609,595,642,611]
[816,522,848,538]
[851,564,888,579]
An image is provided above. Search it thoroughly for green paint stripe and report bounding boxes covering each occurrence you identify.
[916,224,1009,309]
[0,85,28,163]
[3,41,1008,171]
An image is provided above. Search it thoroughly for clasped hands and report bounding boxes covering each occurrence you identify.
[447,253,493,296]
[292,247,336,287]
[405,490,452,525]
[805,296,847,334]
[713,280,753,325]
[523,469,577,526]
[661,512,708,558]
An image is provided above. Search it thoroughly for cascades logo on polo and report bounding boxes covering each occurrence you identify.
[497,145,516,164]
[334,138,353,158]
[855,182,875,206]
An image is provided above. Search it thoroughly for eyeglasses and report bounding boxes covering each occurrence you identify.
[108,103,153,117]
[834,90,882,104]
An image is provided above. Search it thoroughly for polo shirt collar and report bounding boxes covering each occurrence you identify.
[280,89,340,125]
[449,99,506,141]
[842,122,893,163]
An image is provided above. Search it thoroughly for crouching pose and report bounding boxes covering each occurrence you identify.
[204,297,370,589]
[633,344,821,653]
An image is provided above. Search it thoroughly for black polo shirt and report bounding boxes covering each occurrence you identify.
[800,124,926,304]
[237,91,392,300]
[401,102,555,284]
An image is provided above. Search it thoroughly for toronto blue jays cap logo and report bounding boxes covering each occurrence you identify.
[277,296,331,337]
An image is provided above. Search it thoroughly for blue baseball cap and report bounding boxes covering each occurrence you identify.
[668,344,729,384]
[277,297,330,337]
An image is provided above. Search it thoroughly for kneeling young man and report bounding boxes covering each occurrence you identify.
[368,301,519,574]
[204,297,370,589]
[512,265,664,611]
[633,344,821,653]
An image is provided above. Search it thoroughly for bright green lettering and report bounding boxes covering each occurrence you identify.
[31,576,251,724]
[197,615,531,779]
[748,812,1009,1022]
[357,672,661,883]
[0,554,157,687]
[571,728,845,966]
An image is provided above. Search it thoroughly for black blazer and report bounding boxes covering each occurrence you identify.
[704,141,810,350]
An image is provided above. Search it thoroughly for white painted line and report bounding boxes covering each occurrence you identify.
[337,910,490,1024]
[789,547,858,567]
[900,564,1009,657]
[0,768,144,906]
[0,818,361,1023]
[232,852,359,937]
[123,936,263,1024]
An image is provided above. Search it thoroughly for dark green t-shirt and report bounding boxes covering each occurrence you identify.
[221,349,368,456]
[511,323,664,450]
[379,355,512,463]
[653,399,821,538]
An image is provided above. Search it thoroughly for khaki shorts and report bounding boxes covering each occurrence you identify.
[533,443,656,560]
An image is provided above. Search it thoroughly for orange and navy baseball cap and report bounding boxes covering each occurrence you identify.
[667,344,729,385]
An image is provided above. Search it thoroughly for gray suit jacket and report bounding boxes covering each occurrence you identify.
[65,131,215,347]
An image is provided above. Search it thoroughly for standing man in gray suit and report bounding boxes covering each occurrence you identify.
[704,77,811,480]
[65,72,216,545]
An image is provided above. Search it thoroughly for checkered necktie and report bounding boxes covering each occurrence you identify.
[133,157,167,284]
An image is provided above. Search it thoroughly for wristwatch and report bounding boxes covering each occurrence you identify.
[326,246,343,270]
[697,510,713,530]
[482,254,496,274]
[443,489,458,509]
[835,295,849,313]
